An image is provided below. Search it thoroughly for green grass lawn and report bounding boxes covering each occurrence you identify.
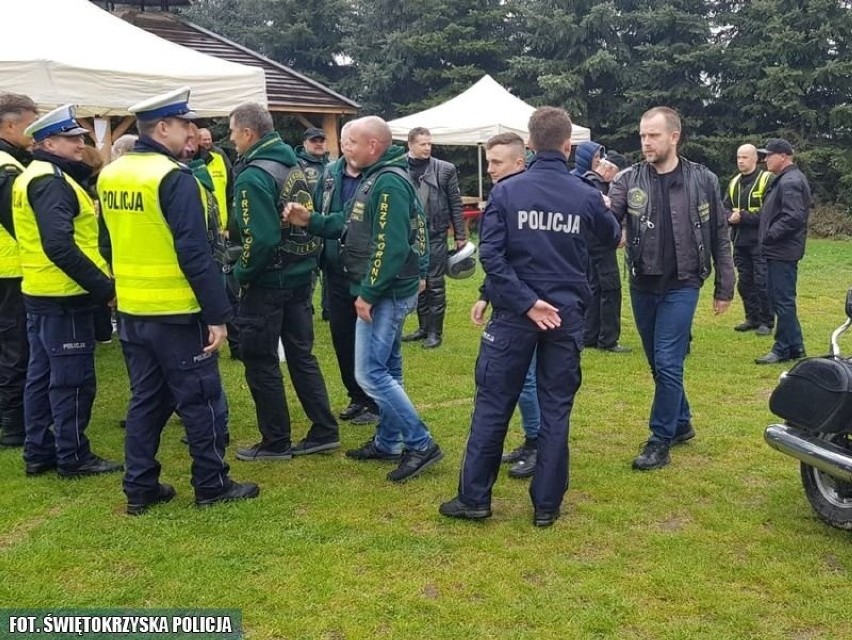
[1,239,851,639]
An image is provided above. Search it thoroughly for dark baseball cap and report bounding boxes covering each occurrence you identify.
[304,127,326,140]
[758,138,794,156]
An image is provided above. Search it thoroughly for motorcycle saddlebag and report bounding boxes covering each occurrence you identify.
[769,356,852,433]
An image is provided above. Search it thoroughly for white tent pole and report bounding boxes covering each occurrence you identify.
[478,144,483,201]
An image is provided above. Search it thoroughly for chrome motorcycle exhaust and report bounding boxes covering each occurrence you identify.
[765,424,852,483]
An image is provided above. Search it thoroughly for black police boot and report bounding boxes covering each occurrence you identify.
[127,483,176,516]
[58,454,124,479]
[439,497,492,521]
[195,480,260,507]
[533,508,561,528]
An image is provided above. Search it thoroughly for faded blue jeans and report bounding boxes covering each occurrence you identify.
[355,294,434,454]
[517,350,540,439]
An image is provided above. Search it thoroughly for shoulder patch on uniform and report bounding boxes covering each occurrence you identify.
[627,187,648,208]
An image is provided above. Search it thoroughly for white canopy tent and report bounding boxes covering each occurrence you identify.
[388,75,590,197]
[0,0,267,157]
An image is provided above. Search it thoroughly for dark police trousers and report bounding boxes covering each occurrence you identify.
[0,278,28,442]
[237,284,338,449]
[24,307,96,468]
[459,311,581,512]
[583,249,622,349]
[118,315,230,503]
[325,269,374,408]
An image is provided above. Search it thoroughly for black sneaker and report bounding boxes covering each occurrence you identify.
[401,328,427,342]
[291,438,340,456]
[533,508,561,528]
[339,402,366,421]
[502,443,535,464]
[345,438,401,461]
[127,483,176,516]
[734,321,758,332]
[508,449,537,479]
[350,409,379,426]
[58,454,124,479]
[195,480,260,507]
[755,325,772,336]
[672,422,695,445]
[25,459,57,476]
[632,441,671,471]
[235,442,293,461]
[439,497,492,520]
[386,443,444,483]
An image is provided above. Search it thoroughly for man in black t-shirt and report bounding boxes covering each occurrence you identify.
[609,107,734,471]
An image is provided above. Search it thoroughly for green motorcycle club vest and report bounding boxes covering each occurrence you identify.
[341,167,421,284]
[0,150,24,278]
[248,158,323,268]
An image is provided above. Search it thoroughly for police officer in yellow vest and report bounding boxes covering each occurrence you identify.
[98,87,258,515]
[197,127,232,231]
[724,143,774,335]
[12,104,122,478]
[0,94,38,448]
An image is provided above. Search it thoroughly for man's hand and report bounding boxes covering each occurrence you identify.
[355,296,373,322]
[283,202,311,227]
[526,300,561,330]
[728,209,741,224]
[418,278,426,294]
[455,239,467,250]
[205,324,228,353]
[713,299,732,315]
[470,300,488,326]
[107,297,117,309]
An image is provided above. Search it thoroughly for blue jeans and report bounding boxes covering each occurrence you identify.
[517,350,540,439]
[355,294,433,454]
[630,287,699,444]
[766,259,805,358]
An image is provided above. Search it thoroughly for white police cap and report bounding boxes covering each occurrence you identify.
[25,104,88,143]
[128,86,198,121]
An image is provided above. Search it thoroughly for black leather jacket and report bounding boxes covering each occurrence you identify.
[411,157,465,241]
[609,157,735,301]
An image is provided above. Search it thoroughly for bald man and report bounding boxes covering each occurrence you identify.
[285,116,443,484]
[724,144,774,335]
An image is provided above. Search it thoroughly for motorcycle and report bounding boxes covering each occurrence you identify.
[765,288,852,530]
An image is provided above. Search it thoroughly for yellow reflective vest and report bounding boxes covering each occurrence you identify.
[207,150,229,230]
[12,160,108,296]
[0,150,24,278]
[98,152,202,315]
[728,170,772,214]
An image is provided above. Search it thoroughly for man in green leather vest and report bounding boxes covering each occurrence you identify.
[285,116,444,484]
[228,102,339,462]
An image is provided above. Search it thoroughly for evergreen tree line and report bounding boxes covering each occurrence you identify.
[184,0,852,208]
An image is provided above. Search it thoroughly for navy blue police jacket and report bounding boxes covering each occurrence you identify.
[480,151,621,332]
